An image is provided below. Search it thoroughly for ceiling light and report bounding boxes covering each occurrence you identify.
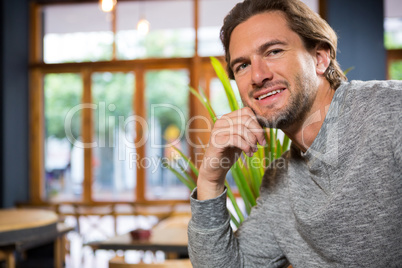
[99,0,116,13]
[137,18,150,35]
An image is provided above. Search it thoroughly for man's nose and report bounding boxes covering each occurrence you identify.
[251,58,273,87]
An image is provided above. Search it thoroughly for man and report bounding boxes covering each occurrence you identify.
[188,0,401,267]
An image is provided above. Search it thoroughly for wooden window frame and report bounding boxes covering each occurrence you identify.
[28,0,334,206]
[386,49,402,80]
[28,0,220,205]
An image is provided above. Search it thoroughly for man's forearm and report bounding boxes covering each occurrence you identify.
[196,170,226,200]
[188,188,240,268]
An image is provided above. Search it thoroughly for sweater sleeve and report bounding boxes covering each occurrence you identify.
[187,187,289,268]
[393,107,402,167]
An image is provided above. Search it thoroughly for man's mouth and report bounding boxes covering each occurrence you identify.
[256,89,285,100]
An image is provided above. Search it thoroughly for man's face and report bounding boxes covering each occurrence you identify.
[229,11,320,129]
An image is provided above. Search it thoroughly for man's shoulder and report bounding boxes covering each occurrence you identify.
[337,80,400,155]
[339,80,401,112]
[344,79,401,95]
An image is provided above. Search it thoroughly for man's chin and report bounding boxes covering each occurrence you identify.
[255,111,295,129]
[245,104,294,129]
[256,114,280,129]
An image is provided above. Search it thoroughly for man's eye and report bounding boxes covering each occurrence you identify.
[236,63,249,72]
[269,49,283,56]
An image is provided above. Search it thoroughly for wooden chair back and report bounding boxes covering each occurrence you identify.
[109,257,192,268]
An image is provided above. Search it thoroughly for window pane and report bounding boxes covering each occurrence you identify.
[116,1,194,59]
[301,0,319,13]
[43,3,113,63]
[145,70,190,199]
[92,72,136,201]
[44,73,83,201]
[384,18,402,49]
[198,0,318,57]
[390,61,402,80]
[199,0,241,56]
[384,0,402,49]
[209,78,241,118]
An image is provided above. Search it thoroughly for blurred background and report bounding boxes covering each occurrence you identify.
[0,0,401,267]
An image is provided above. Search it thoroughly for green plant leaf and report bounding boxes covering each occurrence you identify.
[231,162,256,215]
[282,135,291,152]
[190,87,217,123]
[225,182,244,224]
[177,163,197,189]
[269,128,275,162]
[210,57,239,111]
[343,66,354,75]
[276,140,282,157]
[229,212,240,228]
[164,164,196,190]
[246,154,261,198]
[172,145,199,178]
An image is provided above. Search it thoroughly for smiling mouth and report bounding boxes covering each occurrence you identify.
[257,89,285,100]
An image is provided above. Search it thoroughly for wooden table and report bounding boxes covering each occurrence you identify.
[109,256,192,268]
[87,215,190,257]
[0,208,73,268]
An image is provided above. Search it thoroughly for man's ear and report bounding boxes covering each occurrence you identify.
[315,44,331,76]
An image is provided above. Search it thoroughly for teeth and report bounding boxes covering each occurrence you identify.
[258,89,283,100]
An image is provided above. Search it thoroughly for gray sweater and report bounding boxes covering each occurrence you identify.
[188,80,402,267]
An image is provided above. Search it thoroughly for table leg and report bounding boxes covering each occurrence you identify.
[166,252,179,259]
[54,236,62,268]
[0,250,16,268]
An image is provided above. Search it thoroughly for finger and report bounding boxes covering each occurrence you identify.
[211,125,259,155]
[218,109,266,146]
[242,114,266,147]
[238,107,267,146]
[226,134,256,157]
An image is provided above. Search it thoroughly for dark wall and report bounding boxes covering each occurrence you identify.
[327,0,386,81]
[0,0,3,208]
[0,0,30,208]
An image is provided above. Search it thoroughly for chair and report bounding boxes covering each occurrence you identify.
[0,250,15,268]
[109,256,192,268]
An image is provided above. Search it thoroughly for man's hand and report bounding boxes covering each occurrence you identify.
[197,107,266,200]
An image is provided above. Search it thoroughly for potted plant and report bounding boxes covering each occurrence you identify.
[165,57,290,227]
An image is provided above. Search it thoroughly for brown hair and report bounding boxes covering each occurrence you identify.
[220,0,346,89]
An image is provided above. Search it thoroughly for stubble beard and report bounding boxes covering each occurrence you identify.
[247,73,317,130]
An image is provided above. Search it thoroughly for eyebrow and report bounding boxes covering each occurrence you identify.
[230,39,287,70]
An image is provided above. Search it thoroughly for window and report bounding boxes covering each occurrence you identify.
[145,70,190,199]
[30,0,231,204]
[198,0,240,56]
[44,73,83,201]
[389,61,402,80]
[384,0,402,80]
[91,72,136,201]
[116,1,195,59]
[43,3,114,63]
[198,0,318,57]
[31,0,321,204]
[384,18,402,49]
[210,78,241,117]
[43,1,196,63]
